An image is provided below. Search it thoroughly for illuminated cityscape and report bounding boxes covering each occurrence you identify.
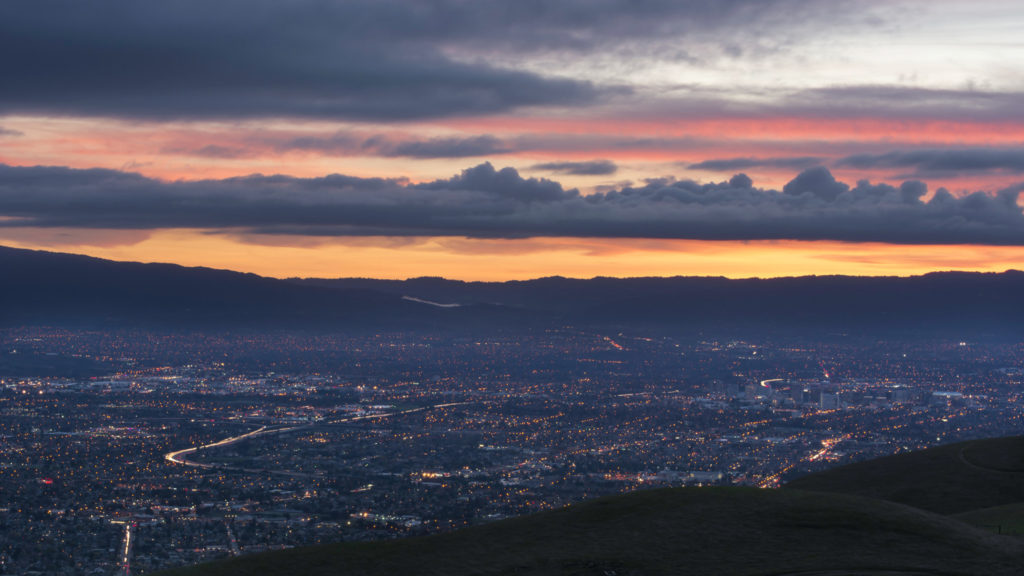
[4,1,1024,574]
[2,328,1022,574]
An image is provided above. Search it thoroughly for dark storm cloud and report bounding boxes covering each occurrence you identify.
[531,161,619,176]
[1,163,1022,245]
[0,1,598,121]
[688,157,824,171]
[0,0,822,122]
[837,148,1024,176]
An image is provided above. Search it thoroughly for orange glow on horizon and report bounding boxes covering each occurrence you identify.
[3,115,1022,278]
[3,230,1022,281]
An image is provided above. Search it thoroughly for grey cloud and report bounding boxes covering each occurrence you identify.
[177,131,923,163]
[169,134,512,160]
[0,126,23,137]
[192,145,254,159]
[160,144,258,159]
[274,134,360,154]
[1,163,1022,245]
[784,86,1024,122]
[531,160,619,176]
[0,1,598,121]
[688,157,824,171]
[276,133,511,158]
[0,0,833,122]
[634,85,1024,124]
[417,163,577,203]
[782,166,848,201]
[7,3,1008,126]
[368,136,512,159]
[837,148,1024,176]
[272,132,701,158]
[431,0,833,58]
[729,174,753,188]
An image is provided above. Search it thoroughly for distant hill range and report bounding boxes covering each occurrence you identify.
[158,436,1024,576]
[3,245,1024,337]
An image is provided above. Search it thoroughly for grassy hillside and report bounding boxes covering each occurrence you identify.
[785,436,1024,515]
[955,503,1024,536]
[159,487,1024,576]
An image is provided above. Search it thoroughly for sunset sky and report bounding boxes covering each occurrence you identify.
[2,0,1024,280]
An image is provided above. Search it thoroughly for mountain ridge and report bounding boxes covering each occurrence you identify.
[3,244,1024,337]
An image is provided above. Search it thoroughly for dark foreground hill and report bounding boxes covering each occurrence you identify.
[159,486,1024,576]
[786,436,1024,516]
[5,244,1024,337]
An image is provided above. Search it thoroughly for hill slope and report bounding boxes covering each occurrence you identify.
[300,271,1024,337]
[785,436,1024,515]
[5,244,1024,336]
[159,487,1024,576]
[0,245,512,330]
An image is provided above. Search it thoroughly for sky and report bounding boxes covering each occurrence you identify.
[2,0,1024,280]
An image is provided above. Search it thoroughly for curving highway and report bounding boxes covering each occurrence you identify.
[164,402,474,469]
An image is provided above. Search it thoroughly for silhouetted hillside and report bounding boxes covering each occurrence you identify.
[304,270,1024,337]
[158,486,1024,576]
[151,436,1024,576]
[4,245,1024,337]
[0,246,517,330]
[786,436,1024,515]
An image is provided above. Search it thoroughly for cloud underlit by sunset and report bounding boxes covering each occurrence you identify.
[1,0,1023,279]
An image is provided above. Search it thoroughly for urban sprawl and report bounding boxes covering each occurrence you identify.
[2,328,1022,574]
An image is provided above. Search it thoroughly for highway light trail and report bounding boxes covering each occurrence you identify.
[758,433,854,488]
[165,425,281,468]
[165,403,474,469]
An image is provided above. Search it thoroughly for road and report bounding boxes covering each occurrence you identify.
[165,425,286,468]
[164,402,474,469]
[225,522,241,556]
[758,433,853,488]
[116,521,134,576]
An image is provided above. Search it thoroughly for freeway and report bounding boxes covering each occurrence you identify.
[758,433,853,488]
[114,521,134,576]
[164,402,474,469]
[164,425,286,468]
[225,522,241,556]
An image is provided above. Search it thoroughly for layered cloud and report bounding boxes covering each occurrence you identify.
[2,2,1021,126]
[690,148,1024,185]
[0,0,842,122]
[282,134,514,159]
[837,148,1024,177]
[758,86,1024,123]
[1,162,1021,245]
[689,157,824,172]
[531,161,619,176]
[169,134,517,160]
[0,1,611,121]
